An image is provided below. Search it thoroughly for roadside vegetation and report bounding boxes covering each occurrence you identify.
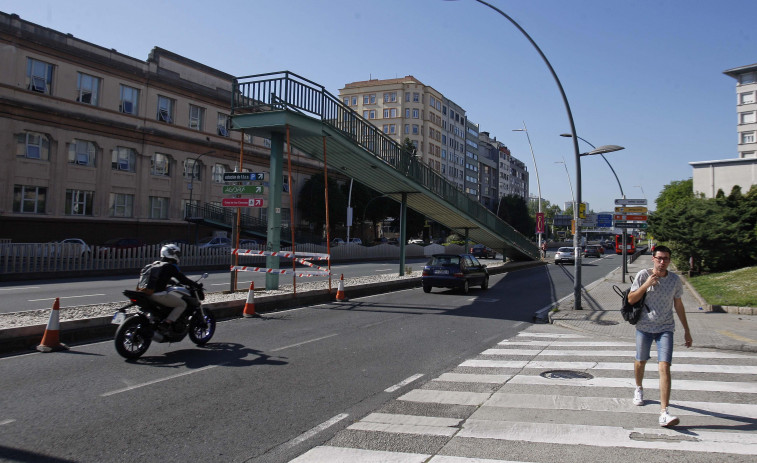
[688,266,757,307]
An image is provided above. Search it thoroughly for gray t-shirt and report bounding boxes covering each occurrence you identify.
[630,268,683,333]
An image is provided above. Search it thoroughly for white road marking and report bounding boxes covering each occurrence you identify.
[290,446,429,463]
[0,286,40,291]
[509,374,757,394]
[398,389,491,406]
[101,365,218,397]
[0,419,15,426]
[484,348,752,359]
[28,294,106,302]
[458,419,757,455]
[375,268,394,273]
[429,457,525,463]
[516,332,588,338]
[433,373,513,384]
[348,420,459,437]
[361,413,463,428]
[385,373,424,392]
[270,333,338,352]
[460,360,529,368]
[498,340,635,347]
[284,413,349,450]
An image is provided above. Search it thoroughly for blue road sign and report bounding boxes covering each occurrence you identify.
[597,213,613,227]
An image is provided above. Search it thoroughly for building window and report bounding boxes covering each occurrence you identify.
[76,72,101,105]
[404,124,410,134]
[412,124,419,134]
[740,112,756,124]
[413,93,420,102]
[212,164,227,183]
[739,73,756,85]
[363,110,376,119]
[383,92,397,103]
[68,140,96,166]
[740,92,755,105]
[149,197,170,219]
[351,96,357,106]
[741,131,756,144]
[742,151,756,158]
[383,108,397,118]
[112,147,136,172]
[17,132,50,160]
[184,159,201,180]
[109,193,134,217]
[157,95,174,123]
[65,190,94,216]
[13,185,47,213]
[189,104,205,130]
[412,109,419,119]
[151,153,171,176]
[119,84,139,114]
[26,58,53,94]
[217,113,229,136]
[363,94,376,104]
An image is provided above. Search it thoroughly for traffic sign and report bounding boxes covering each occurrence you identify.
[616,222,648,229]
[614,214,648,221]
[222,198,264,208]
[222,185,265,195]
[597,213,613,227]
[223,172,265,182]
[615,198,647,205]
[615,206,647,213]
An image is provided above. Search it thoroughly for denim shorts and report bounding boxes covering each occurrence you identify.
[635,330,674,363]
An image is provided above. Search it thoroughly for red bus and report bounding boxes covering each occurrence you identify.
[615,234,635,255]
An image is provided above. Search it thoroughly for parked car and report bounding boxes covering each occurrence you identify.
[470,244,495,259]
[583,245,602,258]
[347,238,363,245]
[422,253,489,294]
[58,238,92,257]
[330,238,346,247]
[196,236,232,249]
[554,247,575,264]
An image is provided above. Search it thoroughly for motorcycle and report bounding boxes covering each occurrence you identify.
[112,273,216,359]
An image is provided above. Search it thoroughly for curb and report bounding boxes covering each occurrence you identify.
[0,260,545,356]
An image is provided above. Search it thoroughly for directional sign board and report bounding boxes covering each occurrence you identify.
[615,198,647,206]
[616,222,648,229]
[223,172,265,182]
[597,213,613,227]
[615,206,648,214]
[223,185,265,195]
[614,214,648,221]
[222,198,263,208]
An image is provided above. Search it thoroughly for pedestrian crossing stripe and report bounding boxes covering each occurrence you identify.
[289,446,429,462]
[483,348,753,359]
[516,332,588,338]
[498,340,636,347]
[461,359,757,375]
[509,374,757,393]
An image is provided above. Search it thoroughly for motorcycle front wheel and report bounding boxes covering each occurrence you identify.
[114,316,152,359]
[188,310,216,345]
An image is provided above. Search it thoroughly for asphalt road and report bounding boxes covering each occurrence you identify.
[0,258,432,314]
[0,254,619,462]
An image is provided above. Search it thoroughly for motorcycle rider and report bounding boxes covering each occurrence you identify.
[138,244,199,329]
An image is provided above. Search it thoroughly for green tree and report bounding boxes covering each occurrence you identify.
[497,194,535,238]
[297,174,347,233]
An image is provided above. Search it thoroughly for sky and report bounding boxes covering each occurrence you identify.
[2,0,755,213]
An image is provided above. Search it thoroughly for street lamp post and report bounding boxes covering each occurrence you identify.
[513,121,543,255]
[187,150,215,244]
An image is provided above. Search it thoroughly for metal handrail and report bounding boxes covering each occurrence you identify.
[232,72,538,259]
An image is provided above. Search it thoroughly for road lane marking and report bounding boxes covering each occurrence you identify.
[0,286,40,291]
[101,365,218,397]
[284,413,349,450]
[270,333,338,352]
[385,373,424,392]
[0,419,15,426]
[29,294,105,302]
[290,446,428,462]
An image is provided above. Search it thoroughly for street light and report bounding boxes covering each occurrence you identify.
[187,150,215,243]
[513,121,543,254]
[560,134,625,197]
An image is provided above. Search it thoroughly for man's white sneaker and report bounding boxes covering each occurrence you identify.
[633,387,644,406]
[659,408,680,427]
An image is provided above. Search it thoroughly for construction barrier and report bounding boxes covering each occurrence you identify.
[335,274,347,302]
[231,249,331,277]
[243,282,257,318]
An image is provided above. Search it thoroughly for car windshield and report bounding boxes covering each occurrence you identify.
[558,247,572,253]
[431,256,460,266]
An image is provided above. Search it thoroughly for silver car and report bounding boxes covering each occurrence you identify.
[554,247,575,265]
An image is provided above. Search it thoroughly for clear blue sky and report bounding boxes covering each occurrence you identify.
[3,0,754,213]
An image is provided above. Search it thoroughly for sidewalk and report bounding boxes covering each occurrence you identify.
[549,254,757,353]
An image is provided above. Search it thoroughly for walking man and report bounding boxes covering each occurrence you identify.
[628,245,692,427]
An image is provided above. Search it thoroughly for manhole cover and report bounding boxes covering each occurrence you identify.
[593,320,619,326]
[540,370,594,380]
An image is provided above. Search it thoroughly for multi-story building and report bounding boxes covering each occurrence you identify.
[464,120,481,198]
[477,132,499,212]
[339,76,445,173]
[442,98,466,190]
[691,63,757,197]
[0,12,319,244]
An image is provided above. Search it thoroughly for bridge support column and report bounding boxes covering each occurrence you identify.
[266,132,284,290]
[399,193,407,276]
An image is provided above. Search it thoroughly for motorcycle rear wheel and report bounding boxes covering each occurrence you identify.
[114,316,152,359]
[188,311,216,345]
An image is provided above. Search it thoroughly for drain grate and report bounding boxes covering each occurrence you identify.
[540,370,594,380]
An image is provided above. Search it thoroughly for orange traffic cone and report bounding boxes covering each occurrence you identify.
[37,298,69,352]
[335,274,348,302]
[243,282,257,317]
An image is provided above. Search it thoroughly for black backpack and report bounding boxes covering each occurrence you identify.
[137,261,168,293]
[613,283,649,325]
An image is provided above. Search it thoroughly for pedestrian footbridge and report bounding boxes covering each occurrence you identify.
[229,71,538,261]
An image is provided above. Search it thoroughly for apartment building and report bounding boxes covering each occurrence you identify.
[0,12,318,244]
[443,98,466,190]
[690,63,757,198]
[478,131,502,212]
[464,119,481,198]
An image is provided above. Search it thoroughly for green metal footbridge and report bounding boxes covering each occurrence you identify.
[229,71,538,271]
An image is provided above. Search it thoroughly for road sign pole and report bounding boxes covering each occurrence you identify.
[622,229,627,283]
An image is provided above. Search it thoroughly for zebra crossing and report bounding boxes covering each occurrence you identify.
[290,327,757,462]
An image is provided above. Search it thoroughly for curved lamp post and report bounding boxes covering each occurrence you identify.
[187,150,215,243]
[513,121,543,253]
[560,134,625,197]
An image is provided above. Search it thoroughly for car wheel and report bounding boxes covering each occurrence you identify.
[423,285,431,293]
[481,276,489,290]
[462,280,470,294]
